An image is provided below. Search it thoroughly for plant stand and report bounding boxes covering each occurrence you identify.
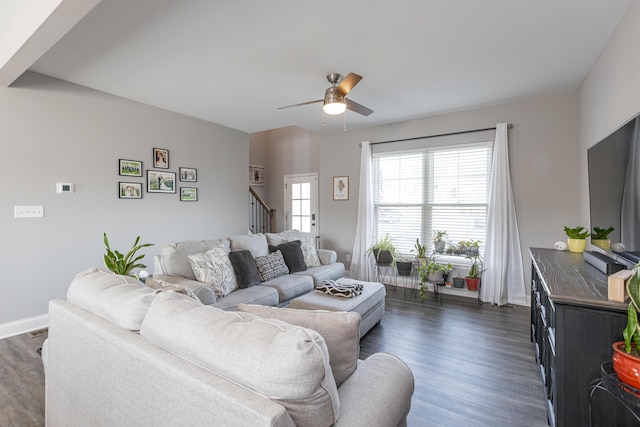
[588,361,640,425]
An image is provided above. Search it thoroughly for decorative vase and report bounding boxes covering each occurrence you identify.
[396,261,412,276]
[567,238,587,253]
[465,277,480,291]
[592,239,611,250]
[453,277,465,288]
[612,341,640,390]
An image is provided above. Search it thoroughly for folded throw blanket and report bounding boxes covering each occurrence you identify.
[316,280,364,298]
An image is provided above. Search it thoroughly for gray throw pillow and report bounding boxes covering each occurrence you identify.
[269,240,307,273]
[228,250,261,288]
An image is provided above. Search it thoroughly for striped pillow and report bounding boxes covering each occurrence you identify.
[254,250,290,281]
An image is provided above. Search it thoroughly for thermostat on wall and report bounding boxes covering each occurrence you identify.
[56,182,75,194]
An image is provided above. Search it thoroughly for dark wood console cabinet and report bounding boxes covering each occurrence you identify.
[530,248,630,427]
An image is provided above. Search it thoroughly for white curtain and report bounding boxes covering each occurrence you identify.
[350,141,376,281]
[481,123,527,306]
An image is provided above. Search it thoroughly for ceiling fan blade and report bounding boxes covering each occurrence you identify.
[278,99,323,110]
[346,98,373,116]
[336,73,362,96]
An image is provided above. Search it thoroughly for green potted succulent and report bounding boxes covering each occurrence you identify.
[103,232,153,278]
[612,261,640,390]
[412,238,428,265]
[468,239,481,256]
[591,226,615,251]
[432,230,448,254]
[367,233,400,266]
[465,256,481,291]
[563,226,590,253]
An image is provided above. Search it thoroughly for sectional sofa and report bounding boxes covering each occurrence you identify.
[43,268,415,426]
[153,230,345,310]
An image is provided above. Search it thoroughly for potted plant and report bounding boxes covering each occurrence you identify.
[395,255,413,276]
[564,226,590,253]
[453,275,466,289]
[465,256,481,291]
[612,261,640,390]
[468,239,481,256]
[591,226,615,250]
[367,233,399,265]
[103,232,154,278]
[441,263,453,283]
[458,240,470,256]
[432,230,447,254]
[412,238,428,265]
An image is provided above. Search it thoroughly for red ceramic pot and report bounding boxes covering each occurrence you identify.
[465,277,480,291]
[612,341,640,390]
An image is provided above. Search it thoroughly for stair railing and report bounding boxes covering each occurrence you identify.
[249,187,276,234]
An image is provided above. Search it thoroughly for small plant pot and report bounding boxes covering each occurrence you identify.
[612,341,640,391]
[396,261,412,276]
[373,249,394,266]
[465,277,480,291]
[567,238,587,253]
[434,241,445,254]
[453,278,465,288]
[428,272,443,283]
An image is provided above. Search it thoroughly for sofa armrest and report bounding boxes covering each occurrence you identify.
[335,353,414,427]
[152,274,217,305]
[317,249,337,265]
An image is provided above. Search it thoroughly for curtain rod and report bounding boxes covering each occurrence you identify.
[369,124,513,146]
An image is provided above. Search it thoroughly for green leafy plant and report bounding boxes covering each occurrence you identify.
[592,226,615,240]
[563,226,590,239]
[412,238,427,258]
[103,232,153,277]
[624,262,640,355]
[432,230,448,243]
[367,233,400,263]
[467,256,481,279]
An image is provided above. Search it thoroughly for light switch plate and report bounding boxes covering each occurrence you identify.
[14,206,44,218]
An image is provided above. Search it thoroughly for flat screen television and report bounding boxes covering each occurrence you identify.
[588,112,640,264]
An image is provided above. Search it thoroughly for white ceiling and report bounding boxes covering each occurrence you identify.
[0,0,633,134]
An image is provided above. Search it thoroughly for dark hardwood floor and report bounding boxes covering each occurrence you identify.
[0,289,547,427]
[361,287,547,427]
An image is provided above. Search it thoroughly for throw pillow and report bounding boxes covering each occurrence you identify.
[187,248,238,298]
[145,278,199,301]
[228,250,261,288]
[227,233,269,257]
[140,292,339,427]
[269,240,307,273]
[238,303,361,387]
[254,250,289,282]
[281,230,321,268]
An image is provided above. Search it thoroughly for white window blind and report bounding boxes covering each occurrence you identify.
[373,142,492,256]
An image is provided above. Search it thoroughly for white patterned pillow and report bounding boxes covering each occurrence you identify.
[254,250,290,281]
[281,230,321,268]
[188,248,238,298]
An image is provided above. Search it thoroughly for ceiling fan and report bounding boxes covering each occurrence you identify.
[278,72,373,116]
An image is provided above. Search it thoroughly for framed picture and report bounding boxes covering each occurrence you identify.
[333,176,349,201]
[153,148,169,169]
[147,170,176,193]
[180,187,198,202]
[179,167,197,182]
[119,159,142,177]
[119,182,142,199]
[249,164,265,186]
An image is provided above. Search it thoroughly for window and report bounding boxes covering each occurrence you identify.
[373,142,492,256]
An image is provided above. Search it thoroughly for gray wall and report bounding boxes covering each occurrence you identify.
[578,1,640,227]
[1,72,249,328]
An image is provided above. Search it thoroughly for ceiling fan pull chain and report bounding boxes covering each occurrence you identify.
[343,110,347,131]
[322,109,326,127]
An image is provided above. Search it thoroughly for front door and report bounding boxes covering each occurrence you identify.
[284,174,318,237]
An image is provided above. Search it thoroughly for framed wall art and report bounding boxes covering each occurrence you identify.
[147,170,176,193]
[249,164,265,186]
[180,167,197,182]
[119,159,142,177]
[153,148,169,169]
[119,182,142,199]
[180,187,198,202]
[333,176,349,201]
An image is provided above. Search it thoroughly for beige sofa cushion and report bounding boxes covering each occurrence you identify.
[140,292,340,426]
[228,233,269,257]
[67,267,157,331]
[238,304,361,387]
[159,239,229,280]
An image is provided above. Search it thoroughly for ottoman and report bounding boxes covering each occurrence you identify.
[289,278,386,337]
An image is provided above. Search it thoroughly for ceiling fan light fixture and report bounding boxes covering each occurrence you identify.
[323,88,346,115]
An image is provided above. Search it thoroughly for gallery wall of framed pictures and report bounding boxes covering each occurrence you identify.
[117,148,199,202]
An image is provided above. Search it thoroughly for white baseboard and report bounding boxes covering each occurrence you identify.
[0,314,49,340]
